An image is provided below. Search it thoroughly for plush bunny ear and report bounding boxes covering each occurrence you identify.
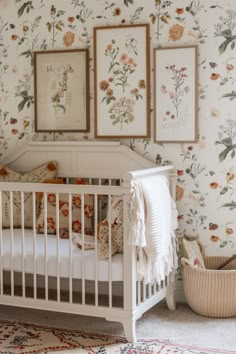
[106,196,123,224]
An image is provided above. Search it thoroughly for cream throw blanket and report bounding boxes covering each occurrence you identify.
[129,175,178,284]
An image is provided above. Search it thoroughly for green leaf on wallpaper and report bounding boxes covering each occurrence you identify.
[220,201,236,210]
[231,41,235,50]
[221,91,236,100]
[222,137,232,146]
[124,0,134,7]
[220,187,228,195]
[221,29,232,39]
[219,147,232,162]
[219,39,232,55]
[17,1,34,18]
[231,150,236,159]
[220,241,228,248]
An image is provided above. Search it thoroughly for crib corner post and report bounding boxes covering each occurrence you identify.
[122,174,137,341]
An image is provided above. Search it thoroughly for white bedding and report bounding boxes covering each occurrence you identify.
[1,230,123,281]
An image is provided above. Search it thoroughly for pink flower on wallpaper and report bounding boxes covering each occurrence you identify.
[120,53,128,64]
[160,85,167,94]
[169,91,174,99]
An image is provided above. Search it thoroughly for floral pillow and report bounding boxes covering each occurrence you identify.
[36,191,94,238]
[97,196,123,259]
[0,161,57,228]
[181,239,205,269]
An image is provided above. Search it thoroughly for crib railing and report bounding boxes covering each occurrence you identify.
[0,183,128,306]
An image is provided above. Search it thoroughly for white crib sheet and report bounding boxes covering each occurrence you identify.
[1,229,123,281]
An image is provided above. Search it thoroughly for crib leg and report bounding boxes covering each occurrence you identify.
[166,286,176,311]
[122,318,137,342]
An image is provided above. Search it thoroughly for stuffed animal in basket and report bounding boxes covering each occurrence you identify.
[97,197,123,259]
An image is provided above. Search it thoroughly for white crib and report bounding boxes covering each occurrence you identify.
[0,141,176,342]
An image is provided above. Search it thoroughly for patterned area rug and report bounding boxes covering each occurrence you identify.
[0,320,236,354]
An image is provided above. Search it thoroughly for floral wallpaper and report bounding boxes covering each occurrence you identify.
[0,0,236,256]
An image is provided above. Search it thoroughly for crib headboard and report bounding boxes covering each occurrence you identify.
[3,141,156,179]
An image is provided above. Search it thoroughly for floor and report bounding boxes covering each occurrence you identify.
[0,302,235,351]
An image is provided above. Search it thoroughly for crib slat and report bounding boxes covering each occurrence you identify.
[21,192,25,298]
[44,193,48,301]
[108,194,112,308]
[10,192,14,296]
[69,193,73,304]
[94,194,98,307]
[0,192,3,295]
[56,193,60,302]
[81,194,85,305]
[32,192,37,299]
[137,280,141,305]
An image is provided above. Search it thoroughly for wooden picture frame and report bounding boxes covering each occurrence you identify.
[94,24,150,139]
[34,49,90,133]
[154,46,198,143]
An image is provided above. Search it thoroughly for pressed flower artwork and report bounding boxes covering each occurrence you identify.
[154,46,197,143]
[94,24,150,138]
[34,49,90,132]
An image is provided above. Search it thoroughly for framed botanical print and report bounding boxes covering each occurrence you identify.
[94,24,150,139]
[154,46,198,143]
[34,49,90,132]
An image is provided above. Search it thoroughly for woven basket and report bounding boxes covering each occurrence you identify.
[181,256,236,317]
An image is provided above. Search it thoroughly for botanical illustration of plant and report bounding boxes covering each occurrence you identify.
[179,146,207,235]
[0,19,9,93]
[46,5,65,47]
[215,119,236,162]
[209,60,236,101]
[149,0,172,44]
[15,0,34,17]
[14,16,44,67]
[51,65,74,115]
[99,35,146,130]
[161,65,190,123]
[15,74,34,112]
[214,9,236,54]
[130,7,144,24]
[185,0,207,44]
[209,170,235,200]
[71,0,93,40]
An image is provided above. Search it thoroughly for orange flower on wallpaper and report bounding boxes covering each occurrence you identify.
[210,73,220,80]
[176,185,184,201]
[11,34,18,41]
[226,228,233,235]
[176,8,184,14]
[169,24,184,41]
[63,31,75,47]
[67,16,75,23]
[210,235,220,242]
[210,182,219,189]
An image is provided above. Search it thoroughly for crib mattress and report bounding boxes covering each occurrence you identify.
[1,229,123,281]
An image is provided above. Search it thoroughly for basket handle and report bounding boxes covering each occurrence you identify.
[217,254,236,270]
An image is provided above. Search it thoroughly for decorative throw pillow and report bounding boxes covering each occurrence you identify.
[0,161,57,228]
[36,188,94,237]
[181,238,205,269]
[97,196,123,259]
